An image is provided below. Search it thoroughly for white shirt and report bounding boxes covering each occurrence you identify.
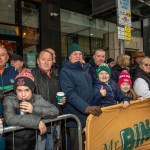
[133,78,150,98]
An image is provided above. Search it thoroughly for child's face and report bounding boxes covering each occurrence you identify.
[120,82,131,93]
[98,71,110,84]
[16,86,32,100]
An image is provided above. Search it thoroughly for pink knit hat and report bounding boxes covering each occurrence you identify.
[118,70,132,87]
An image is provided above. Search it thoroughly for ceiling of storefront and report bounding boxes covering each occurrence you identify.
[60,0,150,23]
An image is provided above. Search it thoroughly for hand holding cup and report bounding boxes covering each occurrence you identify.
[19,100,33,115]
[56,92,65,105]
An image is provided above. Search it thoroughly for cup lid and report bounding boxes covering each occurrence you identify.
[57,92,65,96]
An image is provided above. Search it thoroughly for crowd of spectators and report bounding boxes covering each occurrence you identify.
[0,43,150,150]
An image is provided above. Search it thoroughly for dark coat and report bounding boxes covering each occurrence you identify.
[91,79,130,107]
[89,59,98,83]
[0,66,18,94]
[31,67,61,113]
[112,65,129,83]
[59,60,93,127]
[3,94,59,150]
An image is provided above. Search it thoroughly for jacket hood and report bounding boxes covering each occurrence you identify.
[89,58,98,68]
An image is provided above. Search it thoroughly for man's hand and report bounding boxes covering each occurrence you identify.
[38,121,47,135]
[100,86,106,97]
[84,106,102,116]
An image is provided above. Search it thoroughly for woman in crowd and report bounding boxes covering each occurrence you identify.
[112,54,130,82]
[133,57,150,98]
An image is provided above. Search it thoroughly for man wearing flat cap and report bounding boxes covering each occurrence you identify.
[10,54,26,73]
[59,43,102,150]
[130,51,145,77]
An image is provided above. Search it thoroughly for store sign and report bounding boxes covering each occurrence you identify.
[118,26,131,41]
[118,26,124,40]
[124,26,131,40]
[118,0,131,26]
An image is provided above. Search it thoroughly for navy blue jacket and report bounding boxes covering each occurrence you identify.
[0,66,18,94]
[59,60,93,127]
[0,66,18,116]
[92,79,130,107]
[89,59,98,83]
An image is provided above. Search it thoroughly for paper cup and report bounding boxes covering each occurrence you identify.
[56,92,65,105]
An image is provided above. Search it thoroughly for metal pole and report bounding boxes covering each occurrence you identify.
[120,40,125,54]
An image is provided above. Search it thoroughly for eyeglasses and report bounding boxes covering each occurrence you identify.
[144,64,150,67]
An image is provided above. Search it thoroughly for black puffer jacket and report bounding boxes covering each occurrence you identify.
[112,64,129,83]
[31,67,62,113]
[3,94,59,150]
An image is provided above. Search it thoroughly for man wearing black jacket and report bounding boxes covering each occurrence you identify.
[31,49,64,150]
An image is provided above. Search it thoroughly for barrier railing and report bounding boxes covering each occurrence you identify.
[0,114,83,150]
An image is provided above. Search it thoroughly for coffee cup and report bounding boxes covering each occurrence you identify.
[56,92,65,105]
[19,100,29,115]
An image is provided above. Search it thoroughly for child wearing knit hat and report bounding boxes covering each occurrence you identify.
[92,63,130,108]
[118,70,143,101]
[3,68,59,150]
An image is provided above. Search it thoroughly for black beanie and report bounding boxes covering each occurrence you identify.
[14,68,35,92]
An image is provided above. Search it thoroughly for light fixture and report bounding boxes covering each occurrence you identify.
[49,12,59,17]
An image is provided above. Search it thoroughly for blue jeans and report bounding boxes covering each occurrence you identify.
[45,124,61,150]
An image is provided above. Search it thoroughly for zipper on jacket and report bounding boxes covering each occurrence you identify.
[107,84,115,98]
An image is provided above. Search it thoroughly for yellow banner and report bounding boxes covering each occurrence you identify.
[85,99,150,150]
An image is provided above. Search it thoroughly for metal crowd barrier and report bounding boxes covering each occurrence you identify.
[0,114,83,150]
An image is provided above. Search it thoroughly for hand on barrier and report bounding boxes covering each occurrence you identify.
[123,101,130,108]
[38,121,47,135]
[84,106,102,116]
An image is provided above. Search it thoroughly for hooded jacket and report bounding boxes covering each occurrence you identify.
[59,60,93,127]
[92,79,130,107]
[3,94,59,150]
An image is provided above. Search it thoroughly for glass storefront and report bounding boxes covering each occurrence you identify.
[60,9,117,60]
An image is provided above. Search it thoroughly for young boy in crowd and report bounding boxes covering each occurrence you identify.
[92,63,130,108]
[3,68,59,150]
[118,70,143,101]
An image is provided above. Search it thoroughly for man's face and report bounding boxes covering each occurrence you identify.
[135,57,144,65]
[69,51,83,64]
[0,47,9,69]
[16,86,32,100]
[108,61,115,68]
[37,51,53,72]
[93,51,105,66]
[11,60,23,72]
